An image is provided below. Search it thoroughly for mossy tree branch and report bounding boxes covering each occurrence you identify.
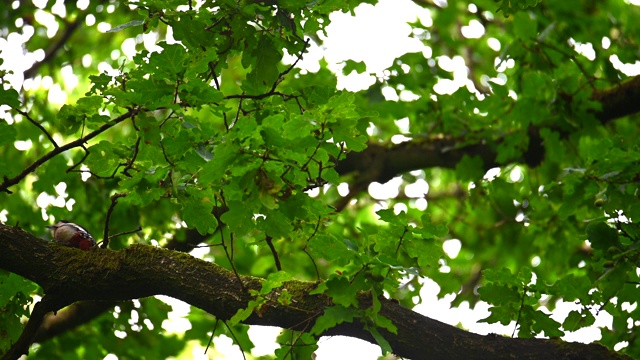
[0,224,630,360]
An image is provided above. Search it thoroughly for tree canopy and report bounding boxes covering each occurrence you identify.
[1,0,640,359]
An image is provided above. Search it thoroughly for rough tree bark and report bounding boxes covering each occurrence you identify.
[0,224,630,360]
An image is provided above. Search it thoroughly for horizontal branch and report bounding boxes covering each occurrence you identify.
[335,74,640,183]
[0,224,629,360]
[592,75,640,123]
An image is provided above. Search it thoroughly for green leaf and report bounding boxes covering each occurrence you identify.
[260,271,291,295]
[182,78,224,105]
[513,12,538,39]
[404,236,443,268]
[530,309,563,337]
[256,209,292,239]
[477,283,521,305]
[0,121,17,146]
[367,326,393,354]
[586,221,619,250]
[343,60,367,75]
[483,267,520,286]
[479,304,515,326]
[275,331,318,359]
[245,36,282,92]
[324,275,361,307]
[182,197,217,235]
[229,298,264,325]
[308,233,353,263]
[150,43,187,78]
[85,141,119,176]
[455,154,484,181]
[220,200,257,236]
[87,73,112,95]
[57,104,83,133]
[106,19,145,33]
[418,213,449,238]
[282,115,314,139]
[376,208,403,224]
[310,305,356,335]
[0,87,20,108]
[597,263,630,300]
[563,309,595,331]
[548,275,592,303]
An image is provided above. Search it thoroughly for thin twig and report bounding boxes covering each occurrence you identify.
[536,40,596,91]
[122,137,141,177]
[222,321,247,360]
[224,38,309,102]
[512,284,528,338]
[159,140,175,167]
[279,38,310,81]
[302,217,322,280]
[101,193,128,248]
[209,62,221,90]
[280,320,314,360]
[219,221,245,291]
[66,145,90,173]
[16,109,59,148]
[395,227,409,254]
[204,318,220,354]
[0,108,140,194]
[232,97,244,129]
[265,235,282,271]
[109,226,142,240]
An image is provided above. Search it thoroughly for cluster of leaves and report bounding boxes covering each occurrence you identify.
[477,217,640,347]
[494,0,542,17]
[0,273,35,353]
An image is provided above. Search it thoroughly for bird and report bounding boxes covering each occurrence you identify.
[47,220,96,250]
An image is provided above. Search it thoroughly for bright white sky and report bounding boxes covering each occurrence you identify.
[4,0,640,358]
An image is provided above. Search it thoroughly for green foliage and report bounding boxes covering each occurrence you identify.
[275,330,318,360]
[494,0,542,17]
[0,273,35,354]
[1,0,640,358]
[479,267,563,338]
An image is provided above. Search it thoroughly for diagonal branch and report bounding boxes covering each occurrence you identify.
[23,14,87,80]
[0,108,140,194]
[2,294,68,360]
[0,224,631,360]
[16,109,59,148]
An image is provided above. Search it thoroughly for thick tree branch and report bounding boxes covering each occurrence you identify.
[335,75,640,183]
[592,75,640,123]
[34,300,118,343]
[0,224,630,360]
[33,225,212,346]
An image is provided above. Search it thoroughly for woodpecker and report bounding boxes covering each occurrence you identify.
[47,220,96,250]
